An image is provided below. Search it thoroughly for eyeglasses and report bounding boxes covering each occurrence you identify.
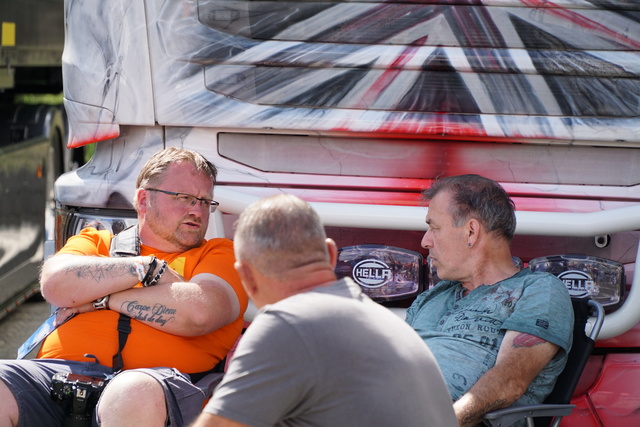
[145,188,219,213]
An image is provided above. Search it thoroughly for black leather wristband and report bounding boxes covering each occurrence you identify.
[146,260,168,287]
[141,256,158,286]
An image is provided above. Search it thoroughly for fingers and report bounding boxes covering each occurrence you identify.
[54,307,76,327]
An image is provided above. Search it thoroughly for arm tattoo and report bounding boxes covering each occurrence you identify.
[513,333,545,348]
[121,300,177,327]
[70,263,132,283]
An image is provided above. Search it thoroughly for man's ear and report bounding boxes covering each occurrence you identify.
[136,189,147,213]
[326,238,338,268]
[234,261,258,296]
[467,218,481,246]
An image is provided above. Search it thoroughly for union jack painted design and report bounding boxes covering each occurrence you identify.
[64,0,640,147]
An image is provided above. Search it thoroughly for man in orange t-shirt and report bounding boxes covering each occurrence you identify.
[0,147,247,427]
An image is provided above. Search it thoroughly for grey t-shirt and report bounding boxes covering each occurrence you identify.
[406,268,573,405]
[204,278,457,427]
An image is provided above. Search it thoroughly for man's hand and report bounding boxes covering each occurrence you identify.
[53,302,94,326]
[453,330,560,427]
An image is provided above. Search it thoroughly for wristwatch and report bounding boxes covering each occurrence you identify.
[92,295,110,310]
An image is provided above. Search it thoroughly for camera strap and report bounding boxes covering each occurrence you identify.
[109,226,225,379]
[19,224,227,381]
[109,225,139,372]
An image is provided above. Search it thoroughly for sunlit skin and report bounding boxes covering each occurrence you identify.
[138,162,214,253]
[422,190,473,285]
[422,190,520,293]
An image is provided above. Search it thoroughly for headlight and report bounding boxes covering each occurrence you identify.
[528,254,625,312]
[335,245,424,302]
[56,207,138,249]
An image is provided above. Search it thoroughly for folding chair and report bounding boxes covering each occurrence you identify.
[482,298,605,427]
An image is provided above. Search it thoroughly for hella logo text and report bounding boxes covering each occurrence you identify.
[353,259,392,288]
[558,270,596,297]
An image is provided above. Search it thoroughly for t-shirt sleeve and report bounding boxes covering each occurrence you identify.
[502,273,574,353]
[195,239,248,312]
[56,227,112,256]
[203,310,314,426]
[193,239,237,285]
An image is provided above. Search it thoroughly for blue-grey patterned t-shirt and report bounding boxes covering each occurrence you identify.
[406,268,573,405]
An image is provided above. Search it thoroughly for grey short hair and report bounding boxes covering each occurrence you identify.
[234,194,328,276]
[423,174,516,241]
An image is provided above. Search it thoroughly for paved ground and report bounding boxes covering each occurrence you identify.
[0,295,51,359]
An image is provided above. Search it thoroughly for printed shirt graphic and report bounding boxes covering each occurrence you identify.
[37,228,247,373]
[169,256,186,276]
[406,269,573,406]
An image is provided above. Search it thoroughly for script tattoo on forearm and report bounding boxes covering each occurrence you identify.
[123,300,177,326]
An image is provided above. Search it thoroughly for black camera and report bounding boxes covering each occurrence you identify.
[50,372,109,427]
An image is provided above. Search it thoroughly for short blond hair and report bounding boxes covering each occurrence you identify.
[136,147,217,190]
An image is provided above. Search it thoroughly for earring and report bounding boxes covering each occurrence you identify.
[468,243,472,247]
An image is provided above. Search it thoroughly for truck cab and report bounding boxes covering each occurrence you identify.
[55,1,640,424]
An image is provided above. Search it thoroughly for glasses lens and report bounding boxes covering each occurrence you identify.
[173,194,195,207]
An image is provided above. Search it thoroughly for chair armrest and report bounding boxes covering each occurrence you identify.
[482,403,575,427]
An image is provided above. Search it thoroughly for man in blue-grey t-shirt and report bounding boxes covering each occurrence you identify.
[406,174,573,427]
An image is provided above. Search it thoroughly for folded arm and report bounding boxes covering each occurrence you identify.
[107,271,240,336]
[41,253,151,305]
[41,253,240,336]
[453,330,560,427]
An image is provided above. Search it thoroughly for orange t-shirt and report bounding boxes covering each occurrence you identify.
[37,228,248,373]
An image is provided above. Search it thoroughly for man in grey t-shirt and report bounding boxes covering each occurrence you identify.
[193,194,457,427]
[407,175,573,427]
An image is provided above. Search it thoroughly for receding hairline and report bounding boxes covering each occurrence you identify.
[136,147,217,189]
[422,174,516,240]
